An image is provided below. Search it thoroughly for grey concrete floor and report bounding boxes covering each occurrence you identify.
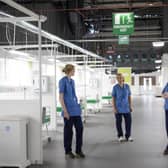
[29,95,168,168]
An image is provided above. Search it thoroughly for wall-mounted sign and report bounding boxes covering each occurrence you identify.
[118,35,129,45]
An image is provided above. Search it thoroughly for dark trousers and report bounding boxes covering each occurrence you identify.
[165,110,168,150]
[64,116,83,154]
[165,110,168,137]
[115,113,132,139]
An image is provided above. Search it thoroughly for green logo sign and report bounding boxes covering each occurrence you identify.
[118,35,129,45]
[112,13,134,35]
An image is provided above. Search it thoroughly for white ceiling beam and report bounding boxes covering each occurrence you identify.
[56,60,105,64]
[100,26,161,31]
[0,0,46,21]
[25,52,88,58]
[83,31,161,38]
[56,55,88,58]
[69,37,168,43]
[0,16,42,22]
[0,44,59,50]
[88,64,113,67]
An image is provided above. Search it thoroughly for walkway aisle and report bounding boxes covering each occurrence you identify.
[31,96,168,168]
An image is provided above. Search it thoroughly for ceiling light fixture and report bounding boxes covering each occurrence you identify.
[152,41,165,47]
[149,3,153,6]
[155,66,161,69]
[9,50,29,57]
[155,59,162,63]
[48,58,61,63]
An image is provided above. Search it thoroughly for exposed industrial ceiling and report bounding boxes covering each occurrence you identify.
[0,0,168,73]
[72,0,167,74]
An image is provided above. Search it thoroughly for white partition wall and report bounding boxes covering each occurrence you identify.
[0,57,33,100]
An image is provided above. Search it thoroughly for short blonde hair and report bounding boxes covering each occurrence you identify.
[62,64,75,75]
[116,73,123,77]
[116,73,124,81]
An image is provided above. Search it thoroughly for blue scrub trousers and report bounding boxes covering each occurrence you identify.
[115,113,132,139]
[64,116,83,154]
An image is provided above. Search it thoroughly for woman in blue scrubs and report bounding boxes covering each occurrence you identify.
[59,64,85,159]
[162,82,168,155]
[112,73,133,142]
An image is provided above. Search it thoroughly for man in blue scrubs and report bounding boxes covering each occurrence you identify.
[112,73,133,142]
[162,82,168,155]
[59,64,85,158]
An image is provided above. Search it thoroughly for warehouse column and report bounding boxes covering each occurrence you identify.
[161,0,168,87]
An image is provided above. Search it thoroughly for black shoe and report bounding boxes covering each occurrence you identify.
[65,152,75,159]
[163,148,168,155]
[76,151,85,158]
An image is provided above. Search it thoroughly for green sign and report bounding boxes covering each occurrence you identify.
[112,13,134,35]
[118,35,129,45]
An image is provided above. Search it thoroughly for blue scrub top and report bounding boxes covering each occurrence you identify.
[59,76,81,116]
[162,83,168,110]
[112,83,131,113]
